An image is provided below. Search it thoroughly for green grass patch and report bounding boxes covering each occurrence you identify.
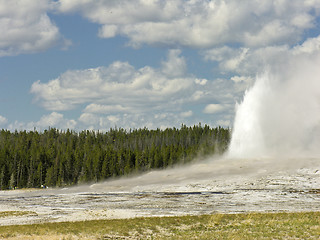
[0,212,319,239]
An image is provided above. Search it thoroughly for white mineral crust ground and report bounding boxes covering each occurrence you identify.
[1,157,320,225]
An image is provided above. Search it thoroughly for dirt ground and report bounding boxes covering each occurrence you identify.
[1,157,319,226]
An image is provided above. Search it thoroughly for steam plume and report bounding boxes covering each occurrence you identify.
[228,51,320,158]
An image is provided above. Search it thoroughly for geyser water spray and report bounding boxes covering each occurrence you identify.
[228,52,320,159]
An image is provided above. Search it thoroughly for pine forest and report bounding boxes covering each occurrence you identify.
[0,124,230,190]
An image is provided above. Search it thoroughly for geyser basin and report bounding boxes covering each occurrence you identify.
[1,157,320,226]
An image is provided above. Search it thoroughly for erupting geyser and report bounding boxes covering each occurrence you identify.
[228,52,320,159]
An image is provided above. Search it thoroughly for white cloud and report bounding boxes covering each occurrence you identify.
[180,111,193,118]
[203,35,320,87]
[106,115,120,124]
[78,111,193,131]
[30,50,196,112]
[203,104,224,114]
[30,49,243,130]
[202,46,234,62]
[161,49,186,77]
[7,112,77,131]
[0,0,66,57]
[231,76,253,84]
[0,115,7,126]
[203,46,254,74]
[293,35,320,54]
[37,112,65,128]
[3,1,319,132]
[79,112,98,125]
[98,24,118,38]
[191,91,205,101]
[7,121,26,131]
[223,48,249,71]
[57,0,320,48]
[195,78,208,86]
[84,103,130,114]
[217,119,231,127]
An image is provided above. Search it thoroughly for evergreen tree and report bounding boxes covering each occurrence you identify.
[0,124,231,189]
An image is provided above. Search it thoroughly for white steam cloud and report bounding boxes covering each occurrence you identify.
[228,51,320,158]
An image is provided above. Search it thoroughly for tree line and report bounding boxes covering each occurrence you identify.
[0,124,230,190]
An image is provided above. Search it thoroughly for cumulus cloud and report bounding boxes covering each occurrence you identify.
[180,111,193,118]
[0,0,66,57]
[195,78,208,86]
[30,50,197,128]
[0,115,7,126]
[203,104,224,114]
[161,49,186,77]
[293,35,320,54]
[79,113,98,126]
[7,112,77,131]
[3,1,320,131]
[230,76,253,84]
[78,111,197,131]
[84,104,130,114]
[36,112,76,129]
[56,0,320,48]
[29,49,241,130]
[203,35,320,85]
[217,119,231,127]
[31,50,196,112]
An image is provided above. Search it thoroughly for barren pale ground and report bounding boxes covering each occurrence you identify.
[0,157,319,226]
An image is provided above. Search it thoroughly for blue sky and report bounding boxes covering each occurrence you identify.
[1,0,320,131]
